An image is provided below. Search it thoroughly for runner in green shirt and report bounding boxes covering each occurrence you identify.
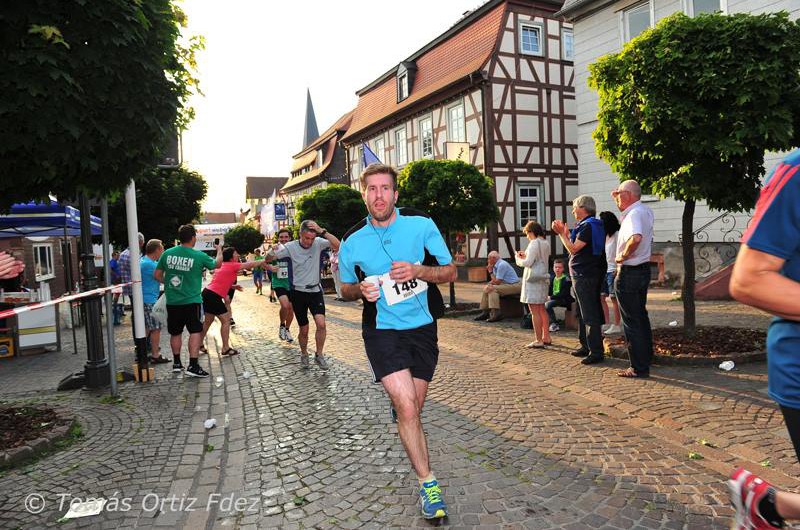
[155,224,222,377]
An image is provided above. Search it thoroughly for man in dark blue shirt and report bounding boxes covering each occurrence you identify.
[552,194,606,364]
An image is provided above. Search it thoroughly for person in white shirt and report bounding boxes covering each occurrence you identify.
[599,211,622,335]
[611,180,655,378]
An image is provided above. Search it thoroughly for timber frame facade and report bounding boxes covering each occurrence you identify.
[341,0,577,259]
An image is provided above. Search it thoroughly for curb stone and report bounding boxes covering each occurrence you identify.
[605,341,766,366]
[0,416,76,469]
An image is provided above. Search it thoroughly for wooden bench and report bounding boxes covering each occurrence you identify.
[499,294,525,318]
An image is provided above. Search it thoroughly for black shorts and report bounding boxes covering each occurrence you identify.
[228,287,236,301]
[166,303,203,336]
[288,289,325,327]
[202,288,228,316]
[362,322,439,383]
[274,287,290,299]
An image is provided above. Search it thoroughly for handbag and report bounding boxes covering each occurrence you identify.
[528,239,550,281]
[520,311,532,329]
[152,294,168,325]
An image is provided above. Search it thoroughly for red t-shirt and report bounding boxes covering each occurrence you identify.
[207,261,241,297]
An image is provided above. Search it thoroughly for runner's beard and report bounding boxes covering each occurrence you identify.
[368,198,395,223]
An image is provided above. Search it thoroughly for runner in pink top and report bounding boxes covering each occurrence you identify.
[200,247,263,356]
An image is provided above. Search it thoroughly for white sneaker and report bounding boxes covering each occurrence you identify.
[278,325,286,341]
[300,353,309,368]
[283,327,293,343]
[315,354,329,371]
[549,323,559,332]
[605,324,622,335]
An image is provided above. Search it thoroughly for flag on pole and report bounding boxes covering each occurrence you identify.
[362,142,381,166]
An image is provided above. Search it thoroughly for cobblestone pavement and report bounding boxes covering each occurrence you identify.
[0,281,795,529]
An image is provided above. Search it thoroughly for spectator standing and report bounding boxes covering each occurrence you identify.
[515,221,551,348]
[552,195,606,365]
[154,225,222,377]
[140,239,167,363]
[474,251,521,322]
[727,149,800,530]
[611,180,655,378]
[599,211,622,335]
[545,258,574,331]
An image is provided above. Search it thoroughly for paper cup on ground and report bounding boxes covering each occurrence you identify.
[364,275,381,299]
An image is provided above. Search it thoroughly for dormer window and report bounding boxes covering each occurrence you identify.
[396,61,417,103]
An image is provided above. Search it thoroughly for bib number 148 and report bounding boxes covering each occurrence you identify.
[391,279,418,295]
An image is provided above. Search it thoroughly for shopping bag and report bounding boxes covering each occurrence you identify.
[152,295,168,325]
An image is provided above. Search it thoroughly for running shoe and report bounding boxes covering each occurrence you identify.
[230,318,236,327]
[728,468,785,529]
[549,323,560,332]
[419,479,447,519]
[315,354,329,371]
[300,353,310,369]
[172,360,184,373]
[279,325,287,341]
[149,355,170,364]
[185,364,209,378]
[283,327,294,343]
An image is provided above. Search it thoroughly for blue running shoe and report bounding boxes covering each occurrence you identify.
[419,479,447,519]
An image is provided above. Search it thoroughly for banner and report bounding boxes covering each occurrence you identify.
[193,223,236,251]
[274,202,286,221]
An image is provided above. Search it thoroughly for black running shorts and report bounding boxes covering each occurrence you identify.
[166,303,203,336]
[274,287,290,299]
[288,290,325,327]
[362,322,439,383]
[202,288,228,316]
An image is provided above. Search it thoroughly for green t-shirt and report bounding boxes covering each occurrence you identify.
[156,245,216,305]
[254,255,265,271]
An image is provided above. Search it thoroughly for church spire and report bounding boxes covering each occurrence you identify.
[302,88,319,148]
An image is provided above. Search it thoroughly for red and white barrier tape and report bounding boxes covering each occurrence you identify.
[0,281,140,320]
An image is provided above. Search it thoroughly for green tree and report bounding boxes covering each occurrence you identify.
[397,159,500,306]
[108,166,207,248]
[294,184,367,238]
[588,11,800,337]
[0,0,202,209]
[223,225,264,255]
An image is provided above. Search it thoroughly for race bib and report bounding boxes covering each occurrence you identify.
[277,266,288,279]
[378,271,428,306]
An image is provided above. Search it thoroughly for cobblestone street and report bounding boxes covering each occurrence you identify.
[0,280,796,529]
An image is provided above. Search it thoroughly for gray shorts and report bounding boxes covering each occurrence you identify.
[143,303,161,331]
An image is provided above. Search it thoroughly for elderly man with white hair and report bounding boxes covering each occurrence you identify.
[474,250,521,322]
[611,179,655,379]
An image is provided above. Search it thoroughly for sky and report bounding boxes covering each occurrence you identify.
[181,0,483,213]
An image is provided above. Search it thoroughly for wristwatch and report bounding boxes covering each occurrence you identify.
[319,229,327,237]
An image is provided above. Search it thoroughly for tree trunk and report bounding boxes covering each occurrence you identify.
[446,230,457,307]
[681,200,697,339]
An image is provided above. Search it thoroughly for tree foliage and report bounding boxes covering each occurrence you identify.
[589,12,800,211]
[294,184,367,239]
[397,159,499,306]
[588,11,800,336]
[0,0,202,209]
[223,225,264,255]
[108,166,207,248]
[397,159,499,235]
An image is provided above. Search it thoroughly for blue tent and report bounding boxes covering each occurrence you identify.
[0,201,102,238]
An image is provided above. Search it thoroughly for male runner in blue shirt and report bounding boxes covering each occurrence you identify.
[339,163,456,520]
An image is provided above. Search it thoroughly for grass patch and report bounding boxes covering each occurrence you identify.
[99,395,124,405]
[205,444,215,453]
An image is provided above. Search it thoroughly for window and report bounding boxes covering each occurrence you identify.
[395,128,407,166]
[374,137,385,162]
[398,73,409,101]
[448,103,465,143]
[561,28,574,61]
[516,184,543,228]
[33,244,54,281]
[519,23,544,56]
[419,117,433,159]
[622,2,651,42]
[355,146,363,179]
[315,149,323,168]
[687,0,724,15]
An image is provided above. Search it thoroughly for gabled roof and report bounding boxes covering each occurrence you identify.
[202,212,237,224]
[293,110,354,160]
[245,176,287,200]
[283,136,338,193]
[555,0,612,20]
[341,1,507,143]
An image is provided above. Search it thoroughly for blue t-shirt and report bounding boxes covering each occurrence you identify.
[339,208,452,330]
[742,148,800,409]
[493,259,520,284]
[140,256,160,305]
[569,217,605,276]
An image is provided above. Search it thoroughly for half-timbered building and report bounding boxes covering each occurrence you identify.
[341,0,577,260]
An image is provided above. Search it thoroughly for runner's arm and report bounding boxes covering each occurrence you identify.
[389,262,456,284]
[341,280,380,302]
[730,244,800,321]
[213,244,223,269]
